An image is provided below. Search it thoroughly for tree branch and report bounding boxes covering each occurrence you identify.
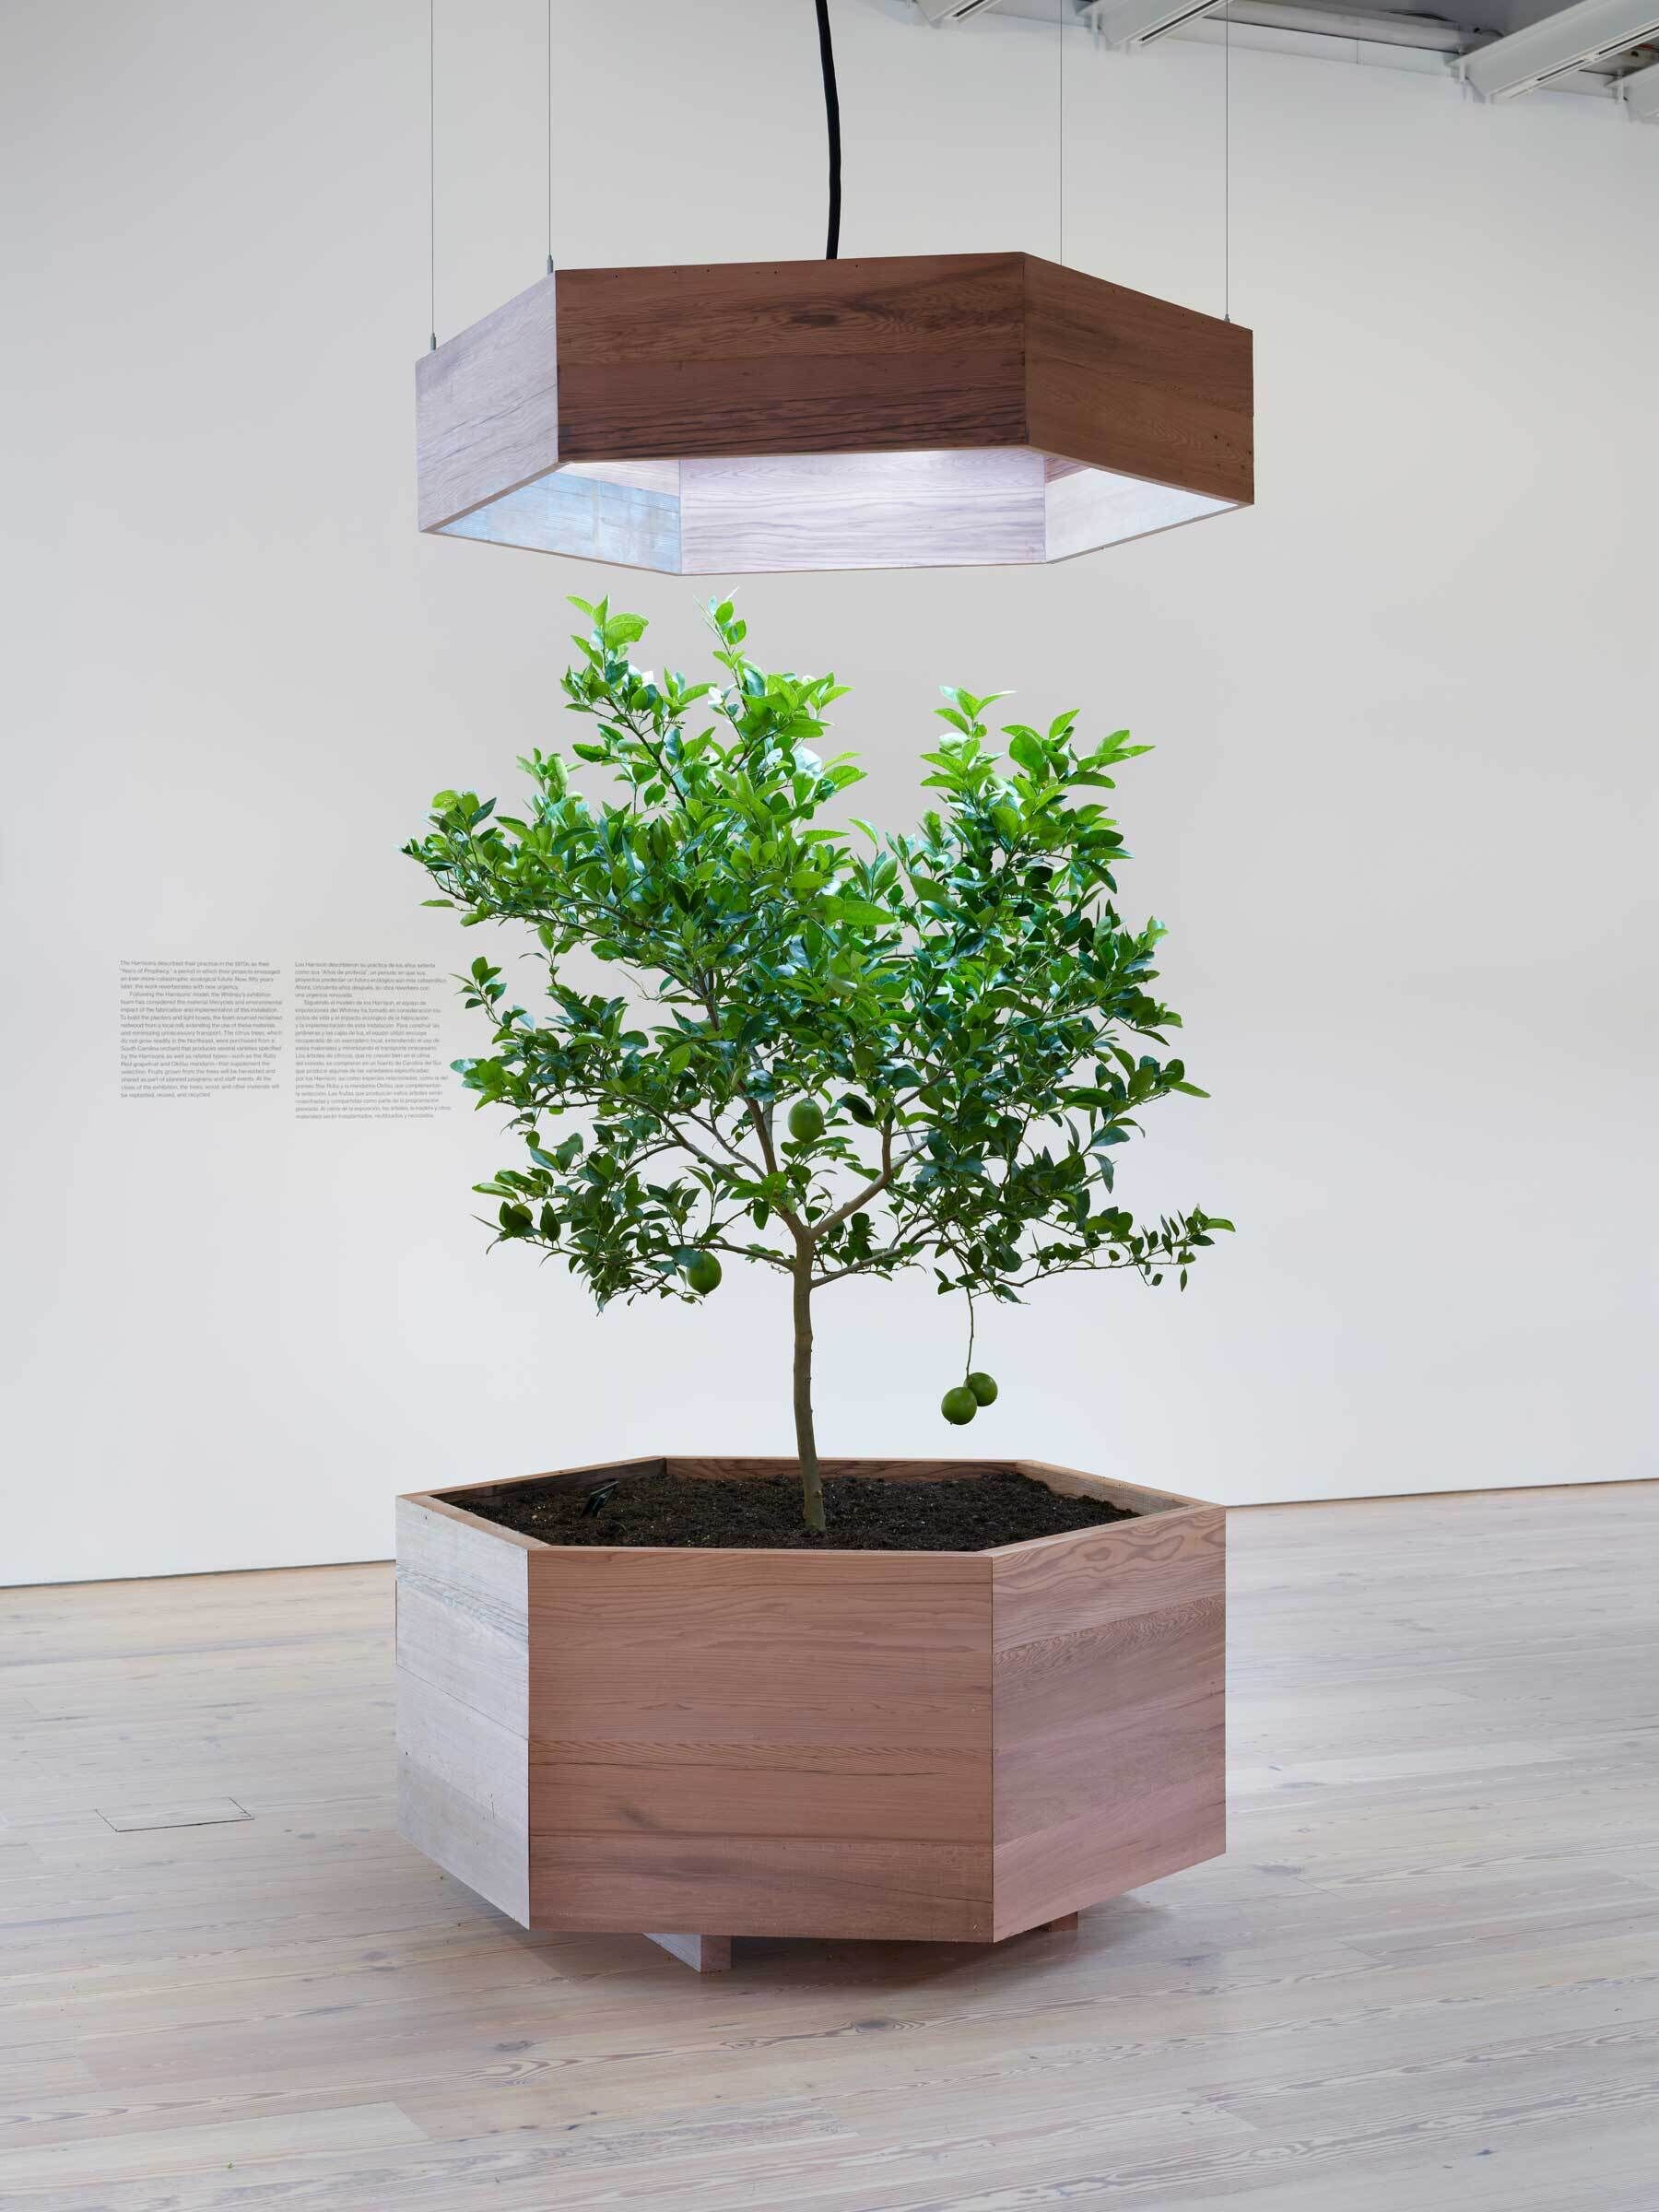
[806,1122,926,1246]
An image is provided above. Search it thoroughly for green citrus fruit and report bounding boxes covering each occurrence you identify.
[940,1384,979,1427]
[685,1252,723,1295]
[787,1099,826,1143]
[966,1371,998,1406]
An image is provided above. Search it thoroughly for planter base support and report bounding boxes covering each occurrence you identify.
[641,1912,1080,1973]
[645,1932,732,1973]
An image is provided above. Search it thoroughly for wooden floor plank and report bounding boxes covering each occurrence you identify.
[0,2100,427,2188]
[0,1481,1653,2209]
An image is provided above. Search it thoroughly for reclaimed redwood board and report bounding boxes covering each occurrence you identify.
[555,254,1029,462]
[414,276,558,534]
[394,1458,1225,1964]
[1022,255,1253,507]
[991,1508,1227,1941]
[414,255,1252,571]
[394,1495,534,1924]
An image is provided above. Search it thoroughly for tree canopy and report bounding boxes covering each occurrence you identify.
[405,599,1230,1528]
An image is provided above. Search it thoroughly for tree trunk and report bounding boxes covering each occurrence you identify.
[792,1260,826,1534]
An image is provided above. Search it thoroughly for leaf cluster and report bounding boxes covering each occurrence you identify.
[403,600,1231,1312]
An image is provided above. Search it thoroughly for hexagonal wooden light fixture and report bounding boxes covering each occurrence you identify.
[415,253,1253,574]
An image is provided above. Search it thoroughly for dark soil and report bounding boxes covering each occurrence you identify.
[448,1465,1137,1553]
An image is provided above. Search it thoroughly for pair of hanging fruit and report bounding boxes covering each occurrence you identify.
[941,1372,998,1426]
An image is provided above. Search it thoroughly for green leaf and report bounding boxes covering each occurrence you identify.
[821,896,891,926]
[1006,730,1047,778]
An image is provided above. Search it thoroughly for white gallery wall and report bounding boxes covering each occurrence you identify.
[2,0,1655,1584]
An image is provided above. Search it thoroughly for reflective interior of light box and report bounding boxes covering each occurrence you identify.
[438,449,1235,574]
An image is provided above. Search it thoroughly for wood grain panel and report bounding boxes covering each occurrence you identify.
[394,1667,528,1925]
[991,1507,1226,1940]
[994,1597,1226,1846]
[679,448,1046,574]
[524,1564,989,1752]
[394,1494,529,1731]
[1023,254,1253,506]
[525,1547,991,1740]
[1033,353,1253,506]
[526,1739,983,1845]
[992,1806,1226,1946]
[1026,255,1253,413]
[395,1495,534,1924]
[555,254,1027,366]
[555,254,1027,462]
[530,1834,993,1943]
[559,351,1028,465]
[526,1543,993,1939]
[415,273,558,531]
[992,1504,1227,1649]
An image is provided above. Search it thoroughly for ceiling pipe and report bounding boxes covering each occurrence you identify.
[911,0,1016,22]
[1188,0,1466,45]
[939,0,1637,94]
[1091,0,1227,46]
[992,0,1470,54]
[1459,0,1659,97]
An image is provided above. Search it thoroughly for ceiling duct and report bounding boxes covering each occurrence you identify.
[1090,0,1227,46]
[1623,55,1659,110]
[912,0,1013,24]
[1461,0,1659,97]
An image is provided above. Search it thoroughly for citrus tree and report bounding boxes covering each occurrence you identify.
[406,600,1230,1533]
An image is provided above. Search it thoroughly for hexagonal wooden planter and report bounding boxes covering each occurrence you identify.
[395,1458,1224,1971]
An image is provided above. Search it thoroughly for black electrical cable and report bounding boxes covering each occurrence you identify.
[814,0,841,259]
